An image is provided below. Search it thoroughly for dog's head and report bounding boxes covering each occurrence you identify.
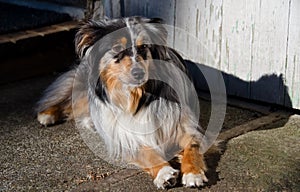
[76,17,168,87]
[75,17,184,112]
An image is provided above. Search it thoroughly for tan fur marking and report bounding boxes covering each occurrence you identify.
[136,34,148,47]
[77,34,91,53]
[39,105,65,122]
[180,135,207,175]
[136,37,143,47]
[133,147,169,178]
[179,134,194,148]
[100,56,146,113]
[120,37,128,46]
[120,56,132,67]
[72,96,89,119]
[135,55,144,62]
[39,106,60,115]
[100,58,128,108]
[129,87,143,113]
[145,163,170,179]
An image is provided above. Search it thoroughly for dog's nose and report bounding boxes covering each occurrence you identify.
[131,68,145,80]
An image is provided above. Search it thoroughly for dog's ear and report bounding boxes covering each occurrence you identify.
[75,20,110,58]
[143,18,168,46]
[140,17,168,60]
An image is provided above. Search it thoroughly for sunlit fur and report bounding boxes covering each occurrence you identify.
[36,16,209,189]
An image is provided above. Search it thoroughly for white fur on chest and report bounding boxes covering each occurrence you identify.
[90,98,181,159]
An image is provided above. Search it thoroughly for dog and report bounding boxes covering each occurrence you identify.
[36,16,209,189]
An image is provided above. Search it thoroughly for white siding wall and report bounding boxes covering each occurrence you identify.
[286,0,300,108]
[105,0,300,110]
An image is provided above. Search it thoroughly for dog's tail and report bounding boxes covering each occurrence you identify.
[36,69,76,126]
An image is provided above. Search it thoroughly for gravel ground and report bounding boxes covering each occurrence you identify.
[0,2,72,34]
[0,74,298,191]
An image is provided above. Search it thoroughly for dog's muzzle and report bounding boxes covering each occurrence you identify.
[131,67,145,80]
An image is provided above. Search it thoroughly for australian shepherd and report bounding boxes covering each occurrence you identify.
[36,16,210,189]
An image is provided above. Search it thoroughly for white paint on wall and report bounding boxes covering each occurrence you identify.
[110,0,300,109]
[174,0,223,69]
[285,0,300,108]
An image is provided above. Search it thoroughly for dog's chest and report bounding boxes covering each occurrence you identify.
[102,100,179,133]
[91,99,181,154]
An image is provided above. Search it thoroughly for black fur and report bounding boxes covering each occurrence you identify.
[135,80,180,114]
[95,77,109,103]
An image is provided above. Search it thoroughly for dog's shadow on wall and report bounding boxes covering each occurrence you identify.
[185,61,293,187]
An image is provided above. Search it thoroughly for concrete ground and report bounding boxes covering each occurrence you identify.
[0,74,299,191]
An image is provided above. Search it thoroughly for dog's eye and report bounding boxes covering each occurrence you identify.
[137,44,149,55]
[141,44,149,49]
[112,45,124,53]
[138,44,149,51]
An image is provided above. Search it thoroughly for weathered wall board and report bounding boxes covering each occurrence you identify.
[220,0,258,98]
[175,0,223,69]
[285,0,300,108]
[105,0,300,110]
[249,0,290,105]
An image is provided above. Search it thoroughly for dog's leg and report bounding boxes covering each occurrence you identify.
[133,147,179,189]
[179,135,208,187]
[36,70,76,126]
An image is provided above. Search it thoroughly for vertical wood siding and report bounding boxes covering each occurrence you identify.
[285,0,300,108]
[249,0,289,105]
[106,0,300,109]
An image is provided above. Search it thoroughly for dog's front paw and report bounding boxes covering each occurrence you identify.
[37,113,56,126]
[153,166,179,189]
[182,172,208,187]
